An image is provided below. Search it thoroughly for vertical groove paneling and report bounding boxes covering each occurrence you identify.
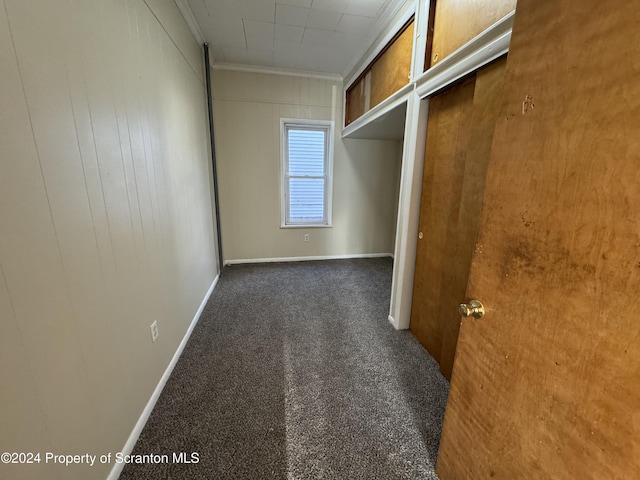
[1,4,103,475]
[0,0,217,478]
[0,263,58,479]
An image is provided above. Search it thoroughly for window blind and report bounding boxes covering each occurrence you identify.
[287,128,326,223]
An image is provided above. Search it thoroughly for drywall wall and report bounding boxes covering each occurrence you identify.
[211,69,402,262]
[0,0,217,479]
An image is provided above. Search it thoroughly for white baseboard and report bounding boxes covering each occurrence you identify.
[388,314,409,331]
[225,253,393,266]
[107,274,219,480]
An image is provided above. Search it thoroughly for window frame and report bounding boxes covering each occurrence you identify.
[280,118,334,228]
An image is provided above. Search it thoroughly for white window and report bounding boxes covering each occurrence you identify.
[281,119,334,227]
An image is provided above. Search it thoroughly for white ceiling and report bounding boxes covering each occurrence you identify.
[184,0,407,77]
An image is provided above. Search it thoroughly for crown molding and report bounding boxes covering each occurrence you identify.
[212,63,343,82]
[174,0,205,46]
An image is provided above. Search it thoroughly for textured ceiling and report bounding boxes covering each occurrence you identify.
[185,0,406,76]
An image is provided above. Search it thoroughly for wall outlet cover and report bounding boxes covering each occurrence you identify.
[150,320,159,342]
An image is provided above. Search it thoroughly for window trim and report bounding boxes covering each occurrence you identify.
[280,118,334,228]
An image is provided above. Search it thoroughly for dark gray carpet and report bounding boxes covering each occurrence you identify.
[119,258,449,479]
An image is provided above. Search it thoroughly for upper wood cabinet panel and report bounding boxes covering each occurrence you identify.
[345,74,368,126]
[429,0,516,68]
[369,20,415,109]
[345,17,414,126]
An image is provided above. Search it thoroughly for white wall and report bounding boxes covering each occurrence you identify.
[0,0,217,479]
[212,69,403,262]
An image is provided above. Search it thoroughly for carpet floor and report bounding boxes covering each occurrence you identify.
[119,258,449,479]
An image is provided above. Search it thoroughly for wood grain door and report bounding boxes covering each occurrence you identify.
[437,0,640,478]
[410,58,506,379]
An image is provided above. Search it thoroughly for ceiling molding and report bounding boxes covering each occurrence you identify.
[212,63,343,82]
[174,0,205,46]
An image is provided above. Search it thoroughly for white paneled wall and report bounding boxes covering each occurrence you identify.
[212,69,402,262]
[0,0,217,478]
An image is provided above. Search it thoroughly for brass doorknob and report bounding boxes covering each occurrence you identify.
[459,300,485,319]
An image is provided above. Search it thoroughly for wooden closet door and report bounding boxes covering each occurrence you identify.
[437,0,640,478]
[410,58,506,379]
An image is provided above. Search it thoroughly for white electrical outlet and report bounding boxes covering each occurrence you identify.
[304,234,310,242]
[150,320,159,343]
